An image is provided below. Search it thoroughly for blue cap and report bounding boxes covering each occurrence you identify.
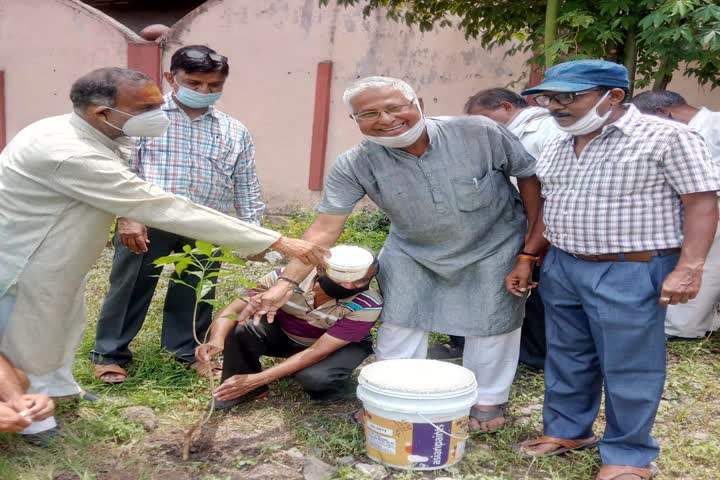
[521,59,629,95]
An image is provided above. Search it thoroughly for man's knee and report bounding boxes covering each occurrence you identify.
[295,365,351,394]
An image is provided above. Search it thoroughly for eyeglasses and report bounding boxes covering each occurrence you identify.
[352,101,417,122]
[180,49,227,64]
[534,89,599,107]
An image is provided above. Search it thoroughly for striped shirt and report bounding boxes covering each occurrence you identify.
[250,269,383,346]
[537,105,720,255]
[129,94,265,223]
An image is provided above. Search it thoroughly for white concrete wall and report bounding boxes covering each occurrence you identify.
[162,0,530,210]
[0,0,140,139]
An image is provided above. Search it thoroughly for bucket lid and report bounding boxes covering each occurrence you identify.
[326,245,374,282]
[358,359,477,396]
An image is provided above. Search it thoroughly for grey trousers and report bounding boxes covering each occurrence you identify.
[90,227,220,366]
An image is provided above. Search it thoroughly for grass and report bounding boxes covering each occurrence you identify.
[2,211,720,479]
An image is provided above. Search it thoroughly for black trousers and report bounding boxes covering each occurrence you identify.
[449,265,546,370]
[222,318,373,401]
[90,227,220,366]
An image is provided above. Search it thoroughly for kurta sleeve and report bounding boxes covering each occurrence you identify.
[51,152,280,254]
[317,153,367,215]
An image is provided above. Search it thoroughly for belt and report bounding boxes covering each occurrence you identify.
[570,248,681,262]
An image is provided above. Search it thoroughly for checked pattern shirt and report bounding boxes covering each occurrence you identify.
[129,94,265,223]
[536,105,720,255]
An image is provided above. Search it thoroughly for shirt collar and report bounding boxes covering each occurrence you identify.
[606,104,641,137]
[689,107,711,130]
[69,112,128,151]
[163,92,220,120]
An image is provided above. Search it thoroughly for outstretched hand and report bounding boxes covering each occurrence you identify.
[271,237,329,266]
[237,283,296,325]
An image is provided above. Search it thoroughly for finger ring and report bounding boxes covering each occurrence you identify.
[660,296,671,302]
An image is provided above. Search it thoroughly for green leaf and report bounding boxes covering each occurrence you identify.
[153,253,187,266]
[175,260,191,276]
[702,30,717,45]
[205,271,238,279]
[182,245,193,253]
[201,299,223,308]
[195,240,216,257]
[197,279,215,299]
[164,278,194,289]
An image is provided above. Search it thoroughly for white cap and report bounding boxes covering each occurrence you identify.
[325,245,374,282]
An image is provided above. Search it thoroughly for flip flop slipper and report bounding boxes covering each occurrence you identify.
[513,435,600,457]
[93,364,128,384]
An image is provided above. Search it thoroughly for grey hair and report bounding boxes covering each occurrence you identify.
[70,67,152,110]
[342,76,417,111]
[630,90,687,114]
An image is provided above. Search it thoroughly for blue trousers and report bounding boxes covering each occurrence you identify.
[540,247,678,467]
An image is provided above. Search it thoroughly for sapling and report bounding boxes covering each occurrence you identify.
[153,240,255,460]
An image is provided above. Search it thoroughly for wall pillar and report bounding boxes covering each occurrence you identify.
[308,61,333,191]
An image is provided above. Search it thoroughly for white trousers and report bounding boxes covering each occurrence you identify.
[0,293,79,434]
[666,221,720,338]
[375,323,521,405]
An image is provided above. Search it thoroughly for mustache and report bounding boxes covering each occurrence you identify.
[550,112,573,119]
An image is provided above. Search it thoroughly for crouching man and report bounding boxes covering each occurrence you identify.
[196,246,382,408]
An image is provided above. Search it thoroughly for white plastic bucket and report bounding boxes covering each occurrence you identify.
[356,359,478,470]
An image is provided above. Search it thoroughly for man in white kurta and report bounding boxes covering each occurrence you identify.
[632,90,720,339]
[0,67,324,437]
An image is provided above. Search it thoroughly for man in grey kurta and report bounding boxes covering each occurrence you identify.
[237,76,543,431]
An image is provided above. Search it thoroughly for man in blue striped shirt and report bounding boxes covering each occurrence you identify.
[90,45,265,383]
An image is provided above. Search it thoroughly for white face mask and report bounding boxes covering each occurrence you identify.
[554,91,612,136]
[362,100,427,148]
[102,107,170,137]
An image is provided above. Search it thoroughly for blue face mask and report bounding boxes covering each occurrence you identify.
[173,77,222,109]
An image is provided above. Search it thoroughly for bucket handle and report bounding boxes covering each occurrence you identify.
[414,411,469,441]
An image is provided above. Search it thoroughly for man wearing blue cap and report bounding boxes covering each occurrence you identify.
[505,60,720,479]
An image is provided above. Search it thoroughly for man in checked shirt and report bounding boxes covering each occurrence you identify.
[505,60,719,479]
[90,46,265,383]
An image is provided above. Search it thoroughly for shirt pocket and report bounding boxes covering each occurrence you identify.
[586,144,655,196]
[451,173,496,211]
[201,138,234,177]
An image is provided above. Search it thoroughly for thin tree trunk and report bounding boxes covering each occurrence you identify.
[652,58,673,91]
[653,73,673,91]
[545,0,561,67]
[623,30,638,97]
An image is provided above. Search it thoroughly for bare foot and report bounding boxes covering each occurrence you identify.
[351,408,365,424]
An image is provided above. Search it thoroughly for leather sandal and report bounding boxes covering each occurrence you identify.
[514,435,599,457]
[596,463,659,480]
[93,364,128,384]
